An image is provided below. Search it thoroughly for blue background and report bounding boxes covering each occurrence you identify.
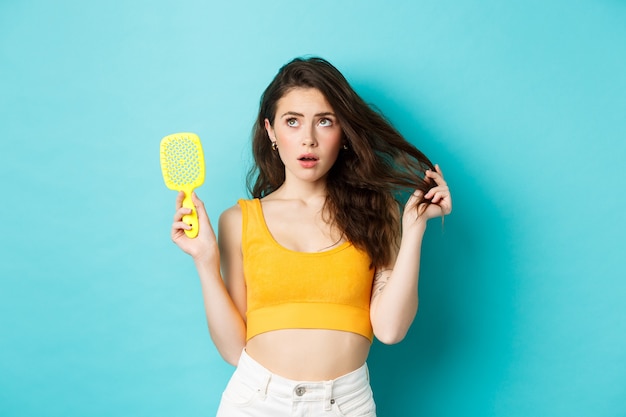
[1,1,625,416]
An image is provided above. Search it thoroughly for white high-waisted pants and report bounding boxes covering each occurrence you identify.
[216,349,376,417]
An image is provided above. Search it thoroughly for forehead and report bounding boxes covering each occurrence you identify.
[276,87,334,113]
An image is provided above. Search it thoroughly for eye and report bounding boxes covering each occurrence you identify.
[318,118,333,126]
[286,118,299,127]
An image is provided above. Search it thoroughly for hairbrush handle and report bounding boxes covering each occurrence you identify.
[181,189,199,238]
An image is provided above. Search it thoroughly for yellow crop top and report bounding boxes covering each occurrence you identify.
[239,198,375,342]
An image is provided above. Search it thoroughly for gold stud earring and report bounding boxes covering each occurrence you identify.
[271,141,278,151]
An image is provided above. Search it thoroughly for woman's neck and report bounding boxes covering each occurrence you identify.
[270,177,328,202]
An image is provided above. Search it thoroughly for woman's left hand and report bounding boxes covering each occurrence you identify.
[403,164,452,228]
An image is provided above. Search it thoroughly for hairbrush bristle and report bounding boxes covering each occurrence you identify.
[160,133,205,190]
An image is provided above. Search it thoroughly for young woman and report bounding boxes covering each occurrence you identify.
[171,57,452,417]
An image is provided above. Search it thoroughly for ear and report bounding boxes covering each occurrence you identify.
[264,118,275,142]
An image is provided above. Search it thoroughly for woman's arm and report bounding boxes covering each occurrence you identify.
[369,165,452,344]
[172,192,247,365]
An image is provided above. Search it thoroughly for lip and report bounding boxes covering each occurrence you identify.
[297,153,319,168]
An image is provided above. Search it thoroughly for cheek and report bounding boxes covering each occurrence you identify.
[276,132,299,154]
[326,130,344,150]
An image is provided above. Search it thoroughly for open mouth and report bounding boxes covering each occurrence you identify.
[298,154,319,161]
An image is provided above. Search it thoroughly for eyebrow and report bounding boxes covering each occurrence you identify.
[280,111,336,118]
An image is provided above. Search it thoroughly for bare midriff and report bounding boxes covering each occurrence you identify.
[245,328,371,381]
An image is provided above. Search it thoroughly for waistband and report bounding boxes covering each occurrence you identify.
[235,349,370,409]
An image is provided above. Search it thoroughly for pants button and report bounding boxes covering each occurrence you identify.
[295,386,306,396]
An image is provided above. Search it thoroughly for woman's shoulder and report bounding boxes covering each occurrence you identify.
[218,202,244,244]
[220,201,244,222]
[219,197,262,226]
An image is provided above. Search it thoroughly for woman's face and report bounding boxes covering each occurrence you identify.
[265,87,343,186]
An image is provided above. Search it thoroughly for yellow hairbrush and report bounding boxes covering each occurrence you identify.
[160,132,205,238]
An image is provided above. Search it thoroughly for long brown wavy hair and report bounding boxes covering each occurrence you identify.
[247,57,435,268]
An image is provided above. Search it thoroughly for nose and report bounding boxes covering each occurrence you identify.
[302,125,318,147]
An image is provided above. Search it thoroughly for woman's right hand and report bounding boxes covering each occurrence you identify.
[171,191,219,264]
